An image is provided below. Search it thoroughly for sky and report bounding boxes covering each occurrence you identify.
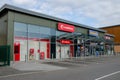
[0,0,120,28]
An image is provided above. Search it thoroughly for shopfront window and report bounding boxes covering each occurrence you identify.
[14,22,27,61]
[14,21,101,61]
[39,27,51,59]
[28,25,40,60]
[14,22,27,37]
[14,22,55,61]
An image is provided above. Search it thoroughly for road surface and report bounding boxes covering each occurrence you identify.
[0,55,120,80]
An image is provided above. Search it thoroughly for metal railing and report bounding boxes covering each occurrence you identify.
[0,45,10,66]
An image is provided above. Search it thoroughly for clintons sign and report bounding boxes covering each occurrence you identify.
[60,40,72,44]
[58,22,75,32]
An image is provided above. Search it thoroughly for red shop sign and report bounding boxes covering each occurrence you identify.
[58,22,75,32]
[60,40,72,44]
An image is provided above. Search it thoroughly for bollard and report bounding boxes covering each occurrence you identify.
[52,54,54,60]
[76,52,77,60]
[25,55,27,62]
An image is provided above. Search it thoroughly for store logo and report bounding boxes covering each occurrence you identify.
[58,22,75,32]
[60,40,72,44]
[89,30,98,36]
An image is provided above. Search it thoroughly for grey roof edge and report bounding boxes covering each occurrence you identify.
[99,24,120,29]
[105,33,115,37]
[1,4,106,32]
[0,4,7,12]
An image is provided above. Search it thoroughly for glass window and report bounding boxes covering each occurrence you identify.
[56,31,67,39]
[51,28,56,36]
[28,24,41,38]
[28,33,40,38]
[14,22,28,61]
[56,31,67,36]
[14,22,27,32]
[14,31,27,37]
[40,26,50,35]
[40,34,50,39]
[28,25,40,33]
[14,22,27,37]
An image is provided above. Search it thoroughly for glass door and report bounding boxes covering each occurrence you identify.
[56,43,61,59]
[60,44,70,59]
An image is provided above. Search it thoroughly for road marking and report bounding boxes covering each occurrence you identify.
[95,71,120,80]
[0,71,49,79]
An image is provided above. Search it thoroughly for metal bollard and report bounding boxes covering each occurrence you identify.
[52,54,54,60]
[76,53,77,60]
[25,55,27,62]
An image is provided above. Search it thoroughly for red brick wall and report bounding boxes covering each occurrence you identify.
[114,45,120,53]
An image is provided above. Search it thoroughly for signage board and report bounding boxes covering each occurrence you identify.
[60,40,72,44]
[58,22,75,32]
[89,30,98,37]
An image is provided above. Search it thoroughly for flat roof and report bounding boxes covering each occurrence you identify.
[100,24,120,29]
[105,33,115,37]
[0,4,106,32]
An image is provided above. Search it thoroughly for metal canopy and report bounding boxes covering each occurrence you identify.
[57,32,83,40]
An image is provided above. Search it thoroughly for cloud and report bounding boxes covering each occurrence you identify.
[79,0,120,27]
[11,0,38,7]
[0,0,120,28]
[0,0,11,7]
[12,0,37,5]
[31,0,120,27]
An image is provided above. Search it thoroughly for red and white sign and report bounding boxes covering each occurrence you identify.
[58,22,75,32]
[15,42,20,46]
[105,36,111,40]
[60,40,72,44]
[14,42,20,61]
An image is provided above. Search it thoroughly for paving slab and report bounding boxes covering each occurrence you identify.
[10,61,67,71]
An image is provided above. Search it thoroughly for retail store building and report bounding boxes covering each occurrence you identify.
[100,25,120,54]
[0,4,114,61]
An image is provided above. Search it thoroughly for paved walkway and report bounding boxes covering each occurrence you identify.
[10,55,116,71]
[0,66,24,76]
[10,61,67,71]
[0,55,118,77]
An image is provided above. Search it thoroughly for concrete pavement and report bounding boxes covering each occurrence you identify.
[0,55,120,80]
[10,61,67,71]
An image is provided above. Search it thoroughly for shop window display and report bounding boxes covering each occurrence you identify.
[14,22,27,61]
[14,22,54,61]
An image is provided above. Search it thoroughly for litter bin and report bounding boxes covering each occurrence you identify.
[40,52,44,60]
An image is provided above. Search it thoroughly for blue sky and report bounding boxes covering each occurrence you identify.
[0,0,120,28]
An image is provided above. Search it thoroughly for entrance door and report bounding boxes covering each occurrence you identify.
[56,44,74,59]
[61,45,70,58]
[56,44,61,59]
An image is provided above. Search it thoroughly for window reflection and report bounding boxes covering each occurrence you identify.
[14,22,27,32]
[14,22,56,60]
[40,27,50,35]
[28,25,40,33]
